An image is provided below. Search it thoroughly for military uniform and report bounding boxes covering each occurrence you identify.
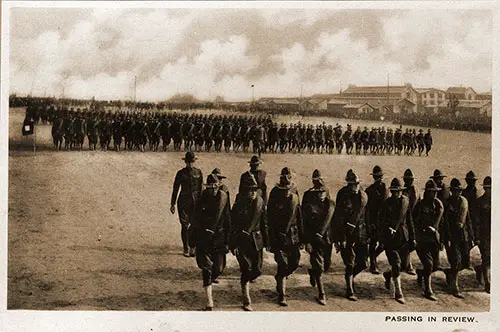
[240,156,268,204]
[365,166,389,274]
[268,174,304,306]
[413,180,444,301]
[474,176,491,293]
[171,152,203,256]
[332,170,369,301]
[402,169,419,275]
[230,174,268,311]
[302,170,335,305]
[442,178,472,298]
[380,178,415,304]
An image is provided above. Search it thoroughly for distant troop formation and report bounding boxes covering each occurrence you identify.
[27,106,434,156]
[170,153,490,311]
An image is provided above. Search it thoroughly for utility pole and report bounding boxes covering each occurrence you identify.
[133,76,137,112]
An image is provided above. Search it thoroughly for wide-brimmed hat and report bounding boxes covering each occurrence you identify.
[276,175,293,190]
[483,176,491,188]
[465,171,478,181]
[370,165,384,177]
[240,173,259,190]
[280,167,293,177]
[248,155,262,165]
[430,169,446,179]
[211,168,226,179]
[403,169,415,179]
[450,178,464,190]
[204,174,220,188]
[312,169,322,181]
[346,169,360,184]
[182,151,197,162]
[423,179,441,191]
[389,178,405,191]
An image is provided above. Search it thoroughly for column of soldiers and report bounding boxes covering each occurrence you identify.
[45,107,434,156]
[171,152,490,311]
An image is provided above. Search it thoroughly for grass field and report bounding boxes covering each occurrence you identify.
[8,107,491,311]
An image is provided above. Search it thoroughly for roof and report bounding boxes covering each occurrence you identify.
[327,98,348,105]
[342,103,375,110]
[310,93,341,99]
[438,99,491,108]
[447,87,476,94]
[396,98,416,105]
[269,99,300,105]
[342,85,412,94]
[415,88,446,94]
[308,98,328,104]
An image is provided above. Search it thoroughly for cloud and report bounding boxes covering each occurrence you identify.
[9,8,492,102]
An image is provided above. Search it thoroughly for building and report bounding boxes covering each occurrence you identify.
[438,99,492,117]
[415,88,447,113]
[476,92,492,101]
[446,87,477,100]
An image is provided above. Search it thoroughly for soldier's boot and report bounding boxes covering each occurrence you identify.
[416,269,423,287]
[181,227,190,257]
[383,271,392,290]
[443,268,451,287]
[315,275,326,306]
[189,247,196,257]
[275,276,288,307]
[308,269,316,287]
[393,276,405,304]
[369,254,380,275]
[474,265,483,285]
[345,275,357,301]
[406,260,416,275]
[449,269,464,299]
[483,266,490,294]
[423,274,437,301]
[242,282,252,311]
[204,285,214,311]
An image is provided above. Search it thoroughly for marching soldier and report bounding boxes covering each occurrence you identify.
[240,155,268,205]
[170,151,203,257]
[474,176,491,294]
[424,129,433,156]
[365,165,389,274]
[431,169,450,204]
[380,178,415,304]
[190,174,231,311]
[413,179,444,301]
[211,168,231,279]
[302,170,335,305]
[442,178,472,298]
[230,174,268,311]
[268,171,304,307]
[463,171,479,262]
[402,169,419,275]
[332,169,369,301]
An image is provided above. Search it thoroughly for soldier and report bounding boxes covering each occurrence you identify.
[413,180,444,301]
[189,174,231,311]
[442,178,472,298]
[268,171,304,307]
[239,155,268,205]
[365,165,389,274]
[211,168,231,279]
[463,171,479,245]
[302,170,335,305]
[380,178,415,304]
[416,129,425,156]
[424,129,433,156]
[332,169,369,301]
[170,151,203,257]
[474,176,491,294]
[431,169,450,208]
[402,169,419,275]
[230,174,268,311]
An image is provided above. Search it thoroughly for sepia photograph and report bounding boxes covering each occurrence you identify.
[3,1,495,327]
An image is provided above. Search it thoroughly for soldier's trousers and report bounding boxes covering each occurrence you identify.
[177,200,194,250]
[196,245,226,287]
[340,242,368,277]
[274,245,301,278]
[445,240,470,271]
[479,240,491,268]
[385,244,409,278]
[310,242,331,276]
[416,242,440,276]
[236,248,264,285]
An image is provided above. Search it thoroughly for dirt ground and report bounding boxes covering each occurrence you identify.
[8,107,491,311]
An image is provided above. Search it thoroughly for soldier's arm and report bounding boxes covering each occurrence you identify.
[170,171,182,207]
[223,193,231,247]
[434,199,445,231]
[260,199,269,248]
[261,171,268,205]
[331,191,345,243]
[406,200,415,242]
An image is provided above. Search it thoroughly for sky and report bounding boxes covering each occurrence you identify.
[9,7,492,102]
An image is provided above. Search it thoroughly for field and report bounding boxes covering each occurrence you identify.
[8,107,491,311]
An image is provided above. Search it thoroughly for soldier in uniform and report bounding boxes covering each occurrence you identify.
[413,180,444,301]
[211,168,231,279]
[268,171,304,307]
[380,178,415,304]
[402,169,419,275]
[189,174,231,311]
[463,171,479,265]
[170,151,203,257]
[230,174,268,311]
[302,170,335,305]
[332,169,369,301]
[424,129,433,156]
[474,176,491,293]
[365,165,389,274]
[239,155,268,205]
[442,178,472,298]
